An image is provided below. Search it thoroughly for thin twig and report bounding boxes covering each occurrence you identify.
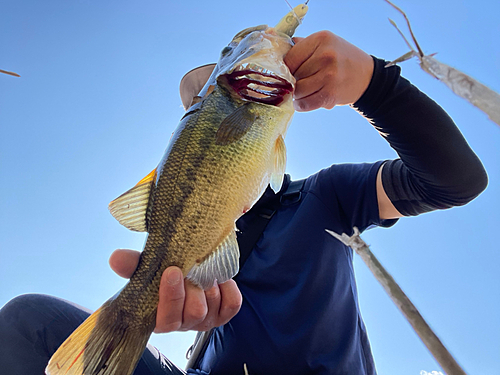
[383,0,500,127]
[0,69,20,77]
[384,0,424,56]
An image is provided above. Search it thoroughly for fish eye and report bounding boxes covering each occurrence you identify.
[221,46,233,56]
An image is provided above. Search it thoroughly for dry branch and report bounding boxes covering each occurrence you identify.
[0,69,20,77]
[384,0,500,127]
[326,227,467,375]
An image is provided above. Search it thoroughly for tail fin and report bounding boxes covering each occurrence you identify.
[46,299,155,375]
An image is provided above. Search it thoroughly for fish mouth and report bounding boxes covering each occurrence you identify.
[223,64,293,106]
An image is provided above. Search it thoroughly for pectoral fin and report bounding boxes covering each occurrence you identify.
[186,230,240,290]
[108,169,157,232]
[215,104,257,145]
[270,135,287,193]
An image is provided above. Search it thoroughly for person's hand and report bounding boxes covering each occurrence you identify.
[109,249,242,333]
[284,31,374,112]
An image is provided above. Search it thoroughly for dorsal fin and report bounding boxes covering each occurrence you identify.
[108,169,157,232]
[186,230,240,290]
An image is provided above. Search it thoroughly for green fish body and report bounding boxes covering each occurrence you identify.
[46,4,308,374]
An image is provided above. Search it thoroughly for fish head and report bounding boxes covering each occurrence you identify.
[214,25,295,106]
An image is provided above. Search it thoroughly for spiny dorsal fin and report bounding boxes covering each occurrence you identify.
[186,230,240,290]
[215,104,257,145]
[108,169,157,232]
[270,134,286,193]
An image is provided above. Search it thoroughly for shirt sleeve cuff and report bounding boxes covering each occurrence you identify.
[351,56,402,119]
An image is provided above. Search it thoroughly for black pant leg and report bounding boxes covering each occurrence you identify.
[0,294,186,375]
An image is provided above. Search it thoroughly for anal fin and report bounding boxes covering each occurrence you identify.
[186,230,240,290]
[270,134,287,193]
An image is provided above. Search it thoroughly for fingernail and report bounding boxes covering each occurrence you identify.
[166,268,181,286]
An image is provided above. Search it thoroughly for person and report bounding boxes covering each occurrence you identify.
[0,30,487,375]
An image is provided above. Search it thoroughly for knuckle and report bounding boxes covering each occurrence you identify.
[228,299,243,312]
[315,30,334,43]
[185,302,207,322]
[319,52,336,68]
[221,304,241,318]
[220,297,242,317]
[222,297,242,313]
[204,286,220,301]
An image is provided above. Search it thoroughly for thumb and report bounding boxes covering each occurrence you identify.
[109,249,141,279]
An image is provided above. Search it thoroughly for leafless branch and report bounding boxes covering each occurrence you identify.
[0,69,20,77]
[326,227,467,375]
[384,0,500,127]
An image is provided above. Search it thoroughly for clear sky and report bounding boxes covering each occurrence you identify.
[1,1,499,374]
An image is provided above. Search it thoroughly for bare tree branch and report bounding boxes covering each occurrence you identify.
[384,0,500,127]
[0,69,20,77]
[326,227,467,375]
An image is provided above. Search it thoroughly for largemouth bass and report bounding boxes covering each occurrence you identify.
[46,4,308,375]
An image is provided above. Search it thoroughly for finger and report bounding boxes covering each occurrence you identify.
[294,87,336,112]
[216,279,242,326]
[180,280,208,331]
[155,267,185,333]
[293,72,325,101]
[292,59,321,83]
[108,249,141,279]
[191,283,222,331]
[284,36,318,75]
[286,31,337,76]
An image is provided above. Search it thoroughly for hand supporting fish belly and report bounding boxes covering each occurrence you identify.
[46,5,307,375]
[109,250,242,333]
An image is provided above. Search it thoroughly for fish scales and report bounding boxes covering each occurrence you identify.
[115,86,288,320]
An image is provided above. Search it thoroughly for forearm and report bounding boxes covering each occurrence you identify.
[353,57,488,216]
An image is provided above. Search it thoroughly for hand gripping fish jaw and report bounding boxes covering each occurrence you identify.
[180,2,308,110]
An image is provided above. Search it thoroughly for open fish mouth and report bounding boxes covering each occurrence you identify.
[224,64,293,106]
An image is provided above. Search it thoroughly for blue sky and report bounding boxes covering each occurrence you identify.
[1,1,499,374]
